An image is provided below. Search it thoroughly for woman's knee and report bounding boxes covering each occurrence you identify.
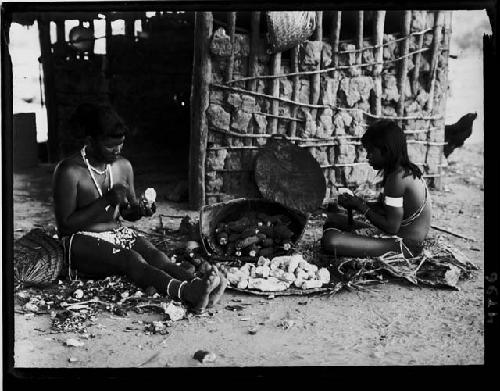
[123,250,149,275]
[144,247,172,269]
[324,212,345,228]
[134,237,170,262]
[321,230,344,252]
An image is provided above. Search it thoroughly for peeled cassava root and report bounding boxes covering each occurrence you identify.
[214,211,295,258]
[225,254,331,291]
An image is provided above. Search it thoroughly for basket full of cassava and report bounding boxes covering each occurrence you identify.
[199,135,336,294]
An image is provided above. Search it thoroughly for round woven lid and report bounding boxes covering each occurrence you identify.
[254,135,326,214]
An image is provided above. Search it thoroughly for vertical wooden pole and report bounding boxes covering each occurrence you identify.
[105,14,112,58]
[329,11,342,111]
[310,11,323,121]
[56,20,65,41]
[371,11,386,117]
[289,46,300,138]
[38,15,59,162]
[434,11,452,190]
[102,15,112,77]
[248,11,260,146]
[54,20,65,56]
[189,12,213,209]
[225,12,237,83]
[427,11,443,113]
[125,18,134,38]
[356,11,364,64]
[88,19,95,57]
[331,11,342,72]
[247,11,260,92]
[269,52,281,134]
[397,10,412,124]
[328,11,341,195]
[412,11,426,93]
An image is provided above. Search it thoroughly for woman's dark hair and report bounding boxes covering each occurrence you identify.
[361,119,422,183]
[70,103,128,140]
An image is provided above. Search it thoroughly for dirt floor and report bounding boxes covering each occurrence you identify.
[11,142,484,367]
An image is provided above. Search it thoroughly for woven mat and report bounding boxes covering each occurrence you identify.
[228,281,344,296]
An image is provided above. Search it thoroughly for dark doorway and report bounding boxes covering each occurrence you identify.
[105,12,195,202]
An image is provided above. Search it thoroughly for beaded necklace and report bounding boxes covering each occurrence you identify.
[81,145,114,211]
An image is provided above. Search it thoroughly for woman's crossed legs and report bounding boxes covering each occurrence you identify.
[322,211,401,258]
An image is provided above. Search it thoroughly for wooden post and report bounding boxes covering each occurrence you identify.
[329,11,342,111]
[102,15,112,76]
[248,11,260,146]
[397,10,412,125]
[225,12,237,83]
[289,46,300,138]
[54,20,65,56]
[38,15,59,163]
[371,11,386,117]
[433,11,452,190]
[189,12,213,209]
[356,11,364,64]
[331,11,342,71]
[310,11,323,121]
[104,14,113,56]
[269,52,281,134]
[247,11,260,92]
[427,11,443,113]
[88,19,95,58]
[125,18,135,38]
[412,10,426,93]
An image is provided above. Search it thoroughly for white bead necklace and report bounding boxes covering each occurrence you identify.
[81,145,108,175]
[81,146,114,211]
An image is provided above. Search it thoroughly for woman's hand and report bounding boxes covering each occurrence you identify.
[338,194,365,211]
[120,198,156,221]
[104,184,129,207]
[120,203,143,222]
[139,195,156,217]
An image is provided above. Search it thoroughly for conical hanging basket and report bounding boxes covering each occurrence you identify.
[265,11,317,54]
[254,134,326,214]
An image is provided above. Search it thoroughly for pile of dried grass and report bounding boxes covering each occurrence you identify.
[316,236,478,291]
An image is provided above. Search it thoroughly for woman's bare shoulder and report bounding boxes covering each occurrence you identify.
[114,156,133,172]
[384,168,406,195]
[54,154,85,176]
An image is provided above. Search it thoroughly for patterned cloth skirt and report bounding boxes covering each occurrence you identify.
[61,226,143,280]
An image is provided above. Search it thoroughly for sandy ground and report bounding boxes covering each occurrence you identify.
[10,141,484,368]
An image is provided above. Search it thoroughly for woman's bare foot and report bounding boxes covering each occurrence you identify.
[207,267,227,308]
[180,266,219,314]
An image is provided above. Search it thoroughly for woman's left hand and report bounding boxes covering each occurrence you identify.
[338,194,364,210]
[140,196,156,217]
[120,203,143,221]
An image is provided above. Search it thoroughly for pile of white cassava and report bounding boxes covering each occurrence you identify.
[224,254,330,292]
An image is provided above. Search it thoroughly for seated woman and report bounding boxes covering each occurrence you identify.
[53,103,226,314]
[322,119,431,258]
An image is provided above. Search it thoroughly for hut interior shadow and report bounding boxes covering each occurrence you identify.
[29,11,195,203]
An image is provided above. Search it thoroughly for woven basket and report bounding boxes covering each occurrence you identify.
[14,228,65,286]
[265,11,317,54]
[199,198,308,261]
